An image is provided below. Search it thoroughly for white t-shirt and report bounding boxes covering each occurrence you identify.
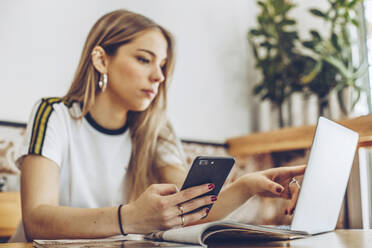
[18,97,132,208]
[10,97,184,242]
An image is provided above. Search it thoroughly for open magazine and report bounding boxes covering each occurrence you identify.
[145,220,310,247]
[33,234,199,248]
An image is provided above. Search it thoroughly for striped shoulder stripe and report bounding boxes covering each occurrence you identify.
[28,97,62,155]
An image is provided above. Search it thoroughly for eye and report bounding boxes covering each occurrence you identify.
[137,56,150,64]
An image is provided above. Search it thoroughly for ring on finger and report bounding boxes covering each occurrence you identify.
[289,178,301,189]
[178,205,184,215]
[180,215,185,227]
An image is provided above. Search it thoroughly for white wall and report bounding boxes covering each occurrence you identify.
[0,0,328,142]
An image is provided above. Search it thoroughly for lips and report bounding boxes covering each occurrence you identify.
[142,89,157,98]
[142,89,155,94]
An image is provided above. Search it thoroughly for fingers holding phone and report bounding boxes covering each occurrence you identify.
[168,183,217,227]
[124,157,234,233]
[176,156,235,225]
[123,183,216,233]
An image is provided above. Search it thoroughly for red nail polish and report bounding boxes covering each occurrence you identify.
[206,208,210,214]
[211,196,217,202]
[276,188,282,193]
[208,184,215,190]
[290,209,294,215]
[285,210,288,215]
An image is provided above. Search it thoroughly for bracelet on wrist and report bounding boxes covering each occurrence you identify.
[117,204,127,236]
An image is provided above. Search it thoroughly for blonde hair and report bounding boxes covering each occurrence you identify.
[64,9,181,201]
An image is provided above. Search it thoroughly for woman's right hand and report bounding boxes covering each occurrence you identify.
[122,183,216,234]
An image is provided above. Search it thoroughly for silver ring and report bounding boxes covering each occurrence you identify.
[181,215,185,227]
[289,178,301,189]
[178,205,184,215]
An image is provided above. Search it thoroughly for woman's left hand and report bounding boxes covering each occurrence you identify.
[241,165,306,215]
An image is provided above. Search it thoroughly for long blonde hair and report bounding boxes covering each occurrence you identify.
[64,9,180,201]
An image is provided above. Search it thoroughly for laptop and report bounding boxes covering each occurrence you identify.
[267,116,359,235]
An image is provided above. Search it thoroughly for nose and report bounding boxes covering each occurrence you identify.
[150,66,165,84]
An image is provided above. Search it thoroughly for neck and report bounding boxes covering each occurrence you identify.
[89,92,128,130]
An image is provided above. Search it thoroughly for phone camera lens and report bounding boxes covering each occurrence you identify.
[199,160,208,166]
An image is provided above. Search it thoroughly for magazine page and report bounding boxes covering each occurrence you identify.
[34,234,127,245]
[146,221,310,246]
[34,234,198,248]
[146,222,218,246]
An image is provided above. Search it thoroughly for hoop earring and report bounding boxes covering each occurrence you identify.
[98,73,108,92]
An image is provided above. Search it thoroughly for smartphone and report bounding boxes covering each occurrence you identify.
[180,156,235,215]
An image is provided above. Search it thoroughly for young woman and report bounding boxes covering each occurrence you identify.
[10,9,305,242]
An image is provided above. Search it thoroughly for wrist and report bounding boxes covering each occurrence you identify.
[117,204,126,236]
[236,174,257,198]
[120,204,134,234]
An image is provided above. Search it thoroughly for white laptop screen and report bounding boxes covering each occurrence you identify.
[291,117,359,234]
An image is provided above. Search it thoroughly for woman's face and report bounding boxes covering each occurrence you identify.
[106,29,168,111]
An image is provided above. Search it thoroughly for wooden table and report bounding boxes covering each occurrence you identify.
[0,230,371,248]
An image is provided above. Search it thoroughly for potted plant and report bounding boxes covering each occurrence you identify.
[249,0,367,127]
[301,0,367,116]
[248,0,313,127]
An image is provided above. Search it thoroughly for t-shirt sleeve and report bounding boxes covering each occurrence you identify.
[16,98,67,168]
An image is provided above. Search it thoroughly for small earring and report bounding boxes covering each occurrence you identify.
[98,73,108,92]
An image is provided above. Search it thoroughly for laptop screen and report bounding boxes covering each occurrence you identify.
[291,117,359,234]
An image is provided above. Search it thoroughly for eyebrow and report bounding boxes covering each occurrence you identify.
[137,49,167,62]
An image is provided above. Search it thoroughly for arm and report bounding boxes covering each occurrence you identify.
[21,155,120,239]
[158,164,306,224]
[22,155,215,239]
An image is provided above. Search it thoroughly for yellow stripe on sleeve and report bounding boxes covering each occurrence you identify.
[29,98,61,154]
[33,105,53,154]
[29,101,47,153]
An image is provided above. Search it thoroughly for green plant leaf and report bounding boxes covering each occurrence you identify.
[302,41,315,49]
[260,41,273,49]
[283,3,296,13]
[301,60,323,84]
[280,19,296,26]
[348,0,360,8]
[351,19,359,26]
[282,31,298,40]
[258,16,271,25]
[254,84,264,95]
[331,33,341,51]
[339,0,347,6]
[257,1,265,8]
[250,29,263,36]
[309,9,327,18]
[310,30,321,40]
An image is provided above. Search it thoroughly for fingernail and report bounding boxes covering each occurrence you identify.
[208,184,215,190]
[211,196,217,202]
[290,209,294,215]
[202,208,210,218]
[276,188,283,193]
[285,210,288,215]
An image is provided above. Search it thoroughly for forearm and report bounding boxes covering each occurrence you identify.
[24,205,120,239]
[199,176,254,223]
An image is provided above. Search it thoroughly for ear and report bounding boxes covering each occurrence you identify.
[91,46,109,74]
